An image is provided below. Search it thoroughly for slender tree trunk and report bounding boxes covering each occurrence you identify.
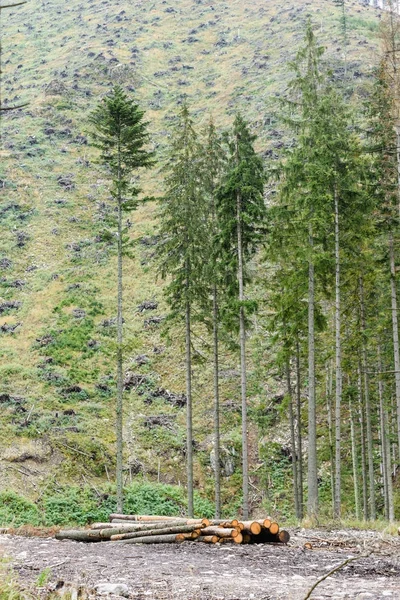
[307,228,318,518]
[358,364,368,520]
[396,126,400,219]
[334,187,342,519]
[359,276,376,520]
[326,362,335,513]
[295,340,303,518]
[386,412,395,523]
[212,284,221,519]
[116,192,124,513]
[389,231,400,461]
[349,399,360,521]
[237,185,249,519]
[185,262,193,517]
[378,347,389,519]
[378,346,395,522]
[286,358,299,519]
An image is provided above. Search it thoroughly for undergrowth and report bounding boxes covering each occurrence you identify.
[0,481,214,527]
[0,560,24,600]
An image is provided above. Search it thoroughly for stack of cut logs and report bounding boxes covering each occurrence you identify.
[55,514,290,545]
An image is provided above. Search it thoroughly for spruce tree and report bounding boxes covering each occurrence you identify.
[89,86,153,512]
[280,22,325,519]
[200,118,227,518]
[277,22,369,518]
[368,58,400,466]
[217,114,266,518]
[158,104,206,517]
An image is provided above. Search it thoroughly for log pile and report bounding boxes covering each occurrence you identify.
[55,514,290,546]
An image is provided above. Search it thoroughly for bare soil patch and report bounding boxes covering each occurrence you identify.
[1,528,400,599]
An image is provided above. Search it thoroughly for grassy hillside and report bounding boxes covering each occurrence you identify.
[0,0,383,517]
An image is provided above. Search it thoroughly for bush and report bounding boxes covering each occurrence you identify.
[43,488,114,525]
[0,491,40,527]
[123,482,214,518]
[0,482,214,527]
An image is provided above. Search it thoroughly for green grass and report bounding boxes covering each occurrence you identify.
[0,561,25,600]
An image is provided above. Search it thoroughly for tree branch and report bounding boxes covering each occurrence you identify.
[303,552,372,600]
[0,102,29,111]
[0,1,27,8]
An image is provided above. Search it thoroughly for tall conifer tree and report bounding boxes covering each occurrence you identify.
[200,118,226,518]
[217,114,266,518]
[89,86,153,512]
[280,23,325,518]
[158,104,205,517]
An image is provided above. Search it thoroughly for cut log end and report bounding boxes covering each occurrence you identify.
[278,530,290,544]
[269,522,279,535]
[196,535,219,544]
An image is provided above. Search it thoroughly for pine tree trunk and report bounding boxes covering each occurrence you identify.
[359,276,376,520]
[334,187,342,519]
[286,358,299,519]
[295,341,304,518]
[358,364,368,520]
[349,399,360,521]
[377,347,388,519]
[378,346,395,522]
[185,265,193,518]
[326,362,335,514]
[386,411,395,523]
[307,228,318,518]
[116,174,124,513]
[237,185,249,519]
[389,231,400,461]
[396,125,400,219]
[213,284,221,519]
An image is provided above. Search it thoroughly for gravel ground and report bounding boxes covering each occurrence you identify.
[1,528,400,599]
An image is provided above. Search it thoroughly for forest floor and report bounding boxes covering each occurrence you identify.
[1,528,400,599]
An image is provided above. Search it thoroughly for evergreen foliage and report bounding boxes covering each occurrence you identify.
[89,86,154,513]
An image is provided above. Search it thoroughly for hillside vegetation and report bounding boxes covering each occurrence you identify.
[0,0,383,520]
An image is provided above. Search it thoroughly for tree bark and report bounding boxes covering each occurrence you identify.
[111,524,202,541]
[212,283,221,519]
[359,276,376,520]
[295,340,304,518]
[378,346,395,522]
[386,412,395,523]
[110,515,210,524]
[334,186,342,520]
[307,228,318,518]
[55,530,105,543]
[200,526,240,538]
[357,364,368,520]
[116,162,124,514]
[97,520,206,537]
[195,535,219,543]
[286,358,299,519]
[389,231,400,461]
[396,125,400,220]
[120,533,184,544]
[326,361,335,514]
[185,276,194,517]
[349,399,360,521]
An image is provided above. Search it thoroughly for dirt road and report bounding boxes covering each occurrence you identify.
[1,528,400,599]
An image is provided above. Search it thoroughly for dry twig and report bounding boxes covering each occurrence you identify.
[303,552,372,599]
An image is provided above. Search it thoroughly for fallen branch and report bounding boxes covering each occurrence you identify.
[302,552,373,600]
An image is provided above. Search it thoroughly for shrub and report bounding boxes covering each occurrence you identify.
[0,482,214,527]
[0,491,40,527]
